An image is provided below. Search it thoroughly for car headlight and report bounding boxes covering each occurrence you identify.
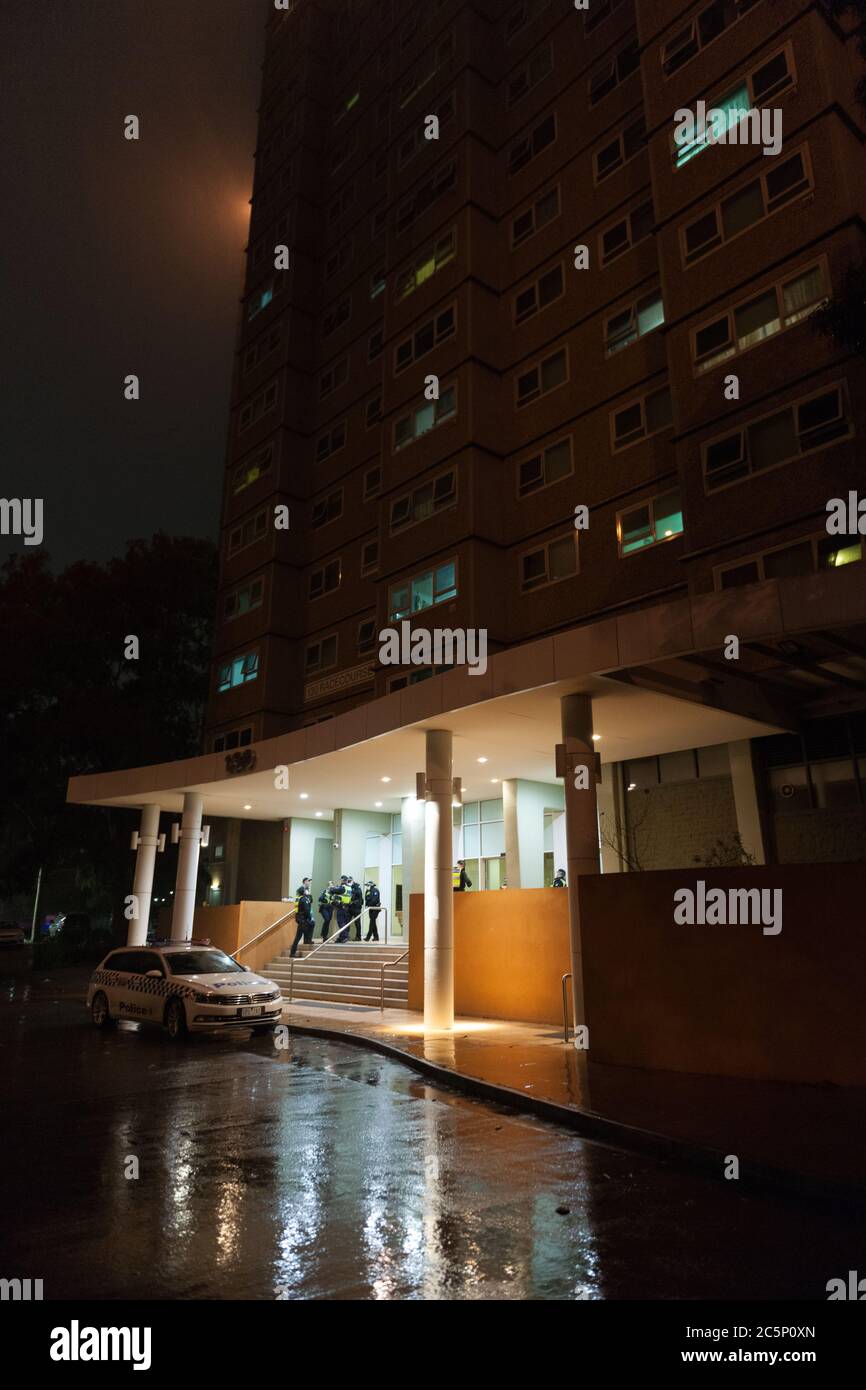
[193,991,215,1004]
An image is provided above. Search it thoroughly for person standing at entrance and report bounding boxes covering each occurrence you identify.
[364,881,381,941]
[334,876,353,943]
[290,878,314,957]
[452,860,472,892]
[318,882,335,940]
[350,877,364,941]
[552,868,567,888]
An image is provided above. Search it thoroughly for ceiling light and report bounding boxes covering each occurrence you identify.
[375,801,383,808]
[315,811,323,818]
[592,735,601,742]
[299,793,309,800]
[381,776,391,783]
[243,804,252,810]
[477,756,488,764]
[490,778,500,784]
[627,783,636,791]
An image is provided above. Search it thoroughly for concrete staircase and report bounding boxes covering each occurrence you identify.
[264,940,409,1009]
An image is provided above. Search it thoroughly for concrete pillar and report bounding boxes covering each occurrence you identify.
[377,834,393,942]
[560,695,601,1034]
[729,740,767,865]
[171,792,204,942]
[423,729,454,1030]
[503,778,521,888]
[128,803,160,946]
[400,795,425,939]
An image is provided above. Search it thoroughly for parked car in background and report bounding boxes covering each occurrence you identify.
[0,921,26,946]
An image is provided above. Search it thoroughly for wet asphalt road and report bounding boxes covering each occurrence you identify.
[1,955,863,1301]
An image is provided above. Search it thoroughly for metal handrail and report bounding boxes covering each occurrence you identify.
[288,908,363,1002]
[561,972,572,1045]
[231,910,295,961]
[381,948,410,1010]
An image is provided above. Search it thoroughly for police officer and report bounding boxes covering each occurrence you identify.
[334,875,353,943]
[290,878,314,957]
[350,877,364,941]
[364,880,382,941]
[318,882,335,940]
[552,868,567,888]
[452,860,472,891]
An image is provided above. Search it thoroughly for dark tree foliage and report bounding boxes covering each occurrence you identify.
[0,534,217,918]
[811,263,866,357]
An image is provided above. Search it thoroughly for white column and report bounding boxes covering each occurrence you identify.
[560,695,601,1034]
[171,792,204,942]
[129,803,160,947]
[400,795,425,939]
[424,729,454,1031]
[729,739,767,865]
[377,834,393,942]
[502,778,521,888]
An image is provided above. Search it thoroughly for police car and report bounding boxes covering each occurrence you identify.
[86,942,284,1039]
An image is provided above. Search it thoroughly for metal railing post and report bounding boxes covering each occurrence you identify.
[561,972,572,1045]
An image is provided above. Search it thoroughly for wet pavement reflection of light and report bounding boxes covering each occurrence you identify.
[1,965,864,1301]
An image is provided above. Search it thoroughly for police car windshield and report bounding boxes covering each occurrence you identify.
[164,950,243,976]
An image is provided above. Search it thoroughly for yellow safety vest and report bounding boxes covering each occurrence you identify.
[452,869,462,888]
[339,888,352,905]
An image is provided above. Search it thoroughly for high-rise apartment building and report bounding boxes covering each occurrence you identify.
[206,0,864,754]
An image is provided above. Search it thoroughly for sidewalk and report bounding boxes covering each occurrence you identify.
[281,1001,866,1199]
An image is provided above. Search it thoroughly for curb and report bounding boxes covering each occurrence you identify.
[284,1019,866,1207]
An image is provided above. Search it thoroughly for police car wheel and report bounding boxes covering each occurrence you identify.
[163,998,187,1040]
[91,992,115,1029]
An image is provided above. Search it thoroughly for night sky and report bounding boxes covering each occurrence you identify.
[0,0,269,567]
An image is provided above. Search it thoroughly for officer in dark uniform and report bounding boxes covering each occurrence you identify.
[552,868,567,888]
[350,878,364,941]
[452,860,472,891]
[364,881,382,941]
[290,878,315,957]
[318,882,335,940]
[334,875,353,943]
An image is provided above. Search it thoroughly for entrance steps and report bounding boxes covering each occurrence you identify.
[263,940,409,1008]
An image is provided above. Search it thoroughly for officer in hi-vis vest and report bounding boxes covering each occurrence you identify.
[335,875,353,943]
[318,882,335,939]
[290,878,314,957]
[452,860,472,892]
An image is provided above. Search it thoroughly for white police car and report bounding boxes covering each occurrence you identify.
[87,942,284,1039]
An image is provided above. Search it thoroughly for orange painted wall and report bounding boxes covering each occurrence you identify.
[408,890,571,1024]
[580,864,866,1086]
[191,900,295,976]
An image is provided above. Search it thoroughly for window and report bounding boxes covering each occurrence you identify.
[227,509,268,556]
[333,88,360,125]
[319,357,349,399]
[395,229,456,300]
[370,267,386,299]
[399,31,455,107]
[323,298,351,338]
[589,39,639,106]
[511,186,560,247]
[213,726,253,753]
[312,490,343,529]
[325,239,353,280]
[604,290,665,355]
[584,0,627,34]
[368,328,384,362]
[693,260,827,374]
[242,324,281,375]
[395,305,456,372]
[388,560,457,619]
[315,422,346,462]
[372,206,388,240]
[517,437,572,496]
[309,560,341,600]
[520,533,578,591]
[217,650,259,693]
[600,199,654,265]
[233,443,273,495]
[390,470,456,533]
[393,385,457,450]
[618,488,684,555]
[681,148,812,266]
[305,635,338,673]
[513,265,564,324]
[515,348,567,407]
[238,380,278,435]
[397,92,456,169]
[506,0,553,42]
[716,532,862,590]
[508,45,553,107]
[702,383,850,491]
[358,618,376,653]
[224,577,264,621]
[395,161,456,236]
[674,46,794,169]
[361,540,379,575]
[663,0,762,77]
[328,184,355,222]
[364,466,382,499]
[611,386,673,450]
[595,117,646,181]
[508,113,556,176]
[365,394,382,428]
[247,282,275,321]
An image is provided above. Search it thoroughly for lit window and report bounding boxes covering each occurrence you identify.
[618,489,684,555]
